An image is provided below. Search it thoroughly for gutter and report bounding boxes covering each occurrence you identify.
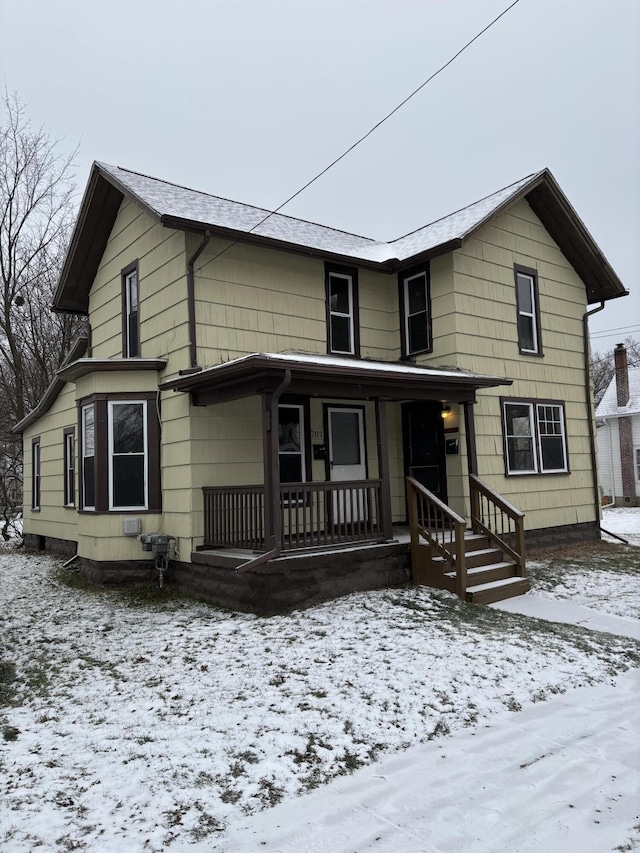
[583,302,605,528]
[236,369,292,575]
[186,230,211,369]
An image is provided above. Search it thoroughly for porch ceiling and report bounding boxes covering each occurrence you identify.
[160,352,512,405]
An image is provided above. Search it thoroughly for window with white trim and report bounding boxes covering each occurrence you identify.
[515,266,541,355]
[32,438,41,510]
[503,400,568,475]
[108,401,147,509]
[400,268,431,356]
[82,405,95,509]
[278,404,305,484]
[123,265,139,357]
[63,429,75,507]
[327,267,358,355]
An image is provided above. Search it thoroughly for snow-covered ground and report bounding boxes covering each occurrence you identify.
[1,509,639,852]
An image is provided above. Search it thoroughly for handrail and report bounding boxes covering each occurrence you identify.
[406,476,467,598]
[469,474,526,576]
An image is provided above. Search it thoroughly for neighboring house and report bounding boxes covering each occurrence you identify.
[596,344,640,506]
[14,163,627,612]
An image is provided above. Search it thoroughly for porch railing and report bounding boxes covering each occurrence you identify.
[406,476,467,597]
[203,479,384,550]
[469,474,526,576]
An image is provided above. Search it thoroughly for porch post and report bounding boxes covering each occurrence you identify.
[261,393,277,549]
[375,398,394,541]
[463,400,478,476]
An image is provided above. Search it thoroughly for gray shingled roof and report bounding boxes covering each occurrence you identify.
[596,366,640,418]
[97,162,540,263]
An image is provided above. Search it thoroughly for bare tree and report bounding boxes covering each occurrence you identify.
[0,90,84,537]
[591,336,640,408]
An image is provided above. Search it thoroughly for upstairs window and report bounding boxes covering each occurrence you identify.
[514,264,542,355]
[122,262,140,357]
[63,428,75,507]
[503,399,568,475]
[400,267,431,356]
[326,264,359,356]
[32,438,41,511]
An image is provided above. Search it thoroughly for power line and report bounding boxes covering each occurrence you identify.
[204,0,523,268]
[591,324,640,340]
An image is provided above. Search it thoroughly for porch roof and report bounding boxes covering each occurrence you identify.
[160,352,512,405]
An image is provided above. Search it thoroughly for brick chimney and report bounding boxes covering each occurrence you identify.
[614,343,629,407]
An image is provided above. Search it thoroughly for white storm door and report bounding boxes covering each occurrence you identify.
[328,407,366,523]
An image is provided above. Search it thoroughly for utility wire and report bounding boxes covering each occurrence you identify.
[591,324,640,340]
[204,0,522,267]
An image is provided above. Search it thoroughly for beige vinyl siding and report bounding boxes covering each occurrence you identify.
[449,198,597,531]
[89,199,189,370]
[22,383,79,545]
[192,237,400,365]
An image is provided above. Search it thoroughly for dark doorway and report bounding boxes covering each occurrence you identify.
[402,401,448,505]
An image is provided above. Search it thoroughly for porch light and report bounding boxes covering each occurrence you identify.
[441,406,451,419]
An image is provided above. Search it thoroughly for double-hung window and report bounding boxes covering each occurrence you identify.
[32,438,41,511]
[503,399,568,475]
[326,265,359,356]
[278,404,305,484]
[122,262,140,357]
[82,405,96,509]
[79,395,160,512]
[514,264,542,355]
[63,428,75,507]
[400,267,431,356]
[109,401,147,509]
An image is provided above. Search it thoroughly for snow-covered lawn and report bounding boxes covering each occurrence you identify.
[1,541,639,852]
[527,507,640,619]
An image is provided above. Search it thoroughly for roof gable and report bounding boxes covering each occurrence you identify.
[54,163,628,313]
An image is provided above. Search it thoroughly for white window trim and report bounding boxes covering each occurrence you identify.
[108,400,149,510]
[403,270,430,355]
[503,400,568,475]
[329,271,355,355]
[516,272,539,354]
[82,404,95,510]
[125,269,139,357]
[504,401,537,475]
[64,431,74,507]
[536,403,568,474]
[278,403,306,484]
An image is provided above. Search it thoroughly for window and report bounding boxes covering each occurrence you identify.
[635,448,640,482]
[122,262,139,357]
[82,405,95,509]
[514,264,542,355]
[278,404,305,483]
[32,438,41,510]
[79,394,160,513]
[400,267,431,356]
[326,264,359,356]
[109,401,147,509]
[63,428,75,507]
[503,399,568,475]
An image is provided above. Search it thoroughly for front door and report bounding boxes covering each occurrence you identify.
[402,402,447,503]
[327,407,366,522]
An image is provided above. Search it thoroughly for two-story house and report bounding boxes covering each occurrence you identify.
[14,163,627,612]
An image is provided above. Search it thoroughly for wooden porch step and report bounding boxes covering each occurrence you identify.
[433,546,505,570]
[466,577,531,605]
[445,561,517,585]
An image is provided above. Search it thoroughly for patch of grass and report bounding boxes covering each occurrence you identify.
[0,658,17,705]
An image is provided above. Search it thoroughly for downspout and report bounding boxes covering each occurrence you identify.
[236,368,292,575]
[186,230,211,370]
[583,301,605,528]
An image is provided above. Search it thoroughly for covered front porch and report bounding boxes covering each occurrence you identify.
[163,353,526,609]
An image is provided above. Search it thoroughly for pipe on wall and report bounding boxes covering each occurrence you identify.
[583,301,605,526]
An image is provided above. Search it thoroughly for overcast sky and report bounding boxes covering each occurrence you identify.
[1,0,638,353]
